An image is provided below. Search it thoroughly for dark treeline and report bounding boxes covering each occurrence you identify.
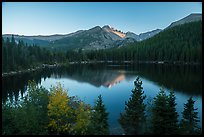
[2,36,66,73]
[2,21,202,73]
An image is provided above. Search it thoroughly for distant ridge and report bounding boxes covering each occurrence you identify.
[2,13,201,51]
[167,13,202,29]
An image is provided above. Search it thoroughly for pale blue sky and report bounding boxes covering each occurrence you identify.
[2,2,202,36]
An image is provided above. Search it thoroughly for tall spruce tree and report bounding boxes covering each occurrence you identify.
[179,97,201,135]
[119,77,146,135]
[152,87,169,134]
[166,90,179,134]
[91,95,109,135]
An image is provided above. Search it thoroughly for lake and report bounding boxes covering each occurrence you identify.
[2,63,202,134]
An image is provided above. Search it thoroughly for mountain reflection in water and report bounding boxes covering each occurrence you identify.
[2,63,201,104]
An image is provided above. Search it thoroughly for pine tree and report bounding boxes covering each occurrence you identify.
[91,95,109,135]
[119,77,146,135]
[179,97,201,135]
[166,90,179,134]
[11,35,16,46]
[152,87,169,134]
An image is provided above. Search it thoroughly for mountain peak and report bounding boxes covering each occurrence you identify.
[102,25,112,29]
[88,26,102,32]
[126,31,137,35]
[92,26,101,29]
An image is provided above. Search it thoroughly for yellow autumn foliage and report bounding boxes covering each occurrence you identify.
[47,83,74,134]
[47,83,94,135]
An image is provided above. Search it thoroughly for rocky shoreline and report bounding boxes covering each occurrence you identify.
[2,64,60,77]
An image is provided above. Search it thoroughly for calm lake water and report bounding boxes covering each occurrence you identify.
[2,63,202,134]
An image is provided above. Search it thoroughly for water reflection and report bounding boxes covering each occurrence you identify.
[2,69,51,103]
[2,63,202,104]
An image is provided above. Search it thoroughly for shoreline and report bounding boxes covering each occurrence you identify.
[2,64,60,77]
[2,60,201,77]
